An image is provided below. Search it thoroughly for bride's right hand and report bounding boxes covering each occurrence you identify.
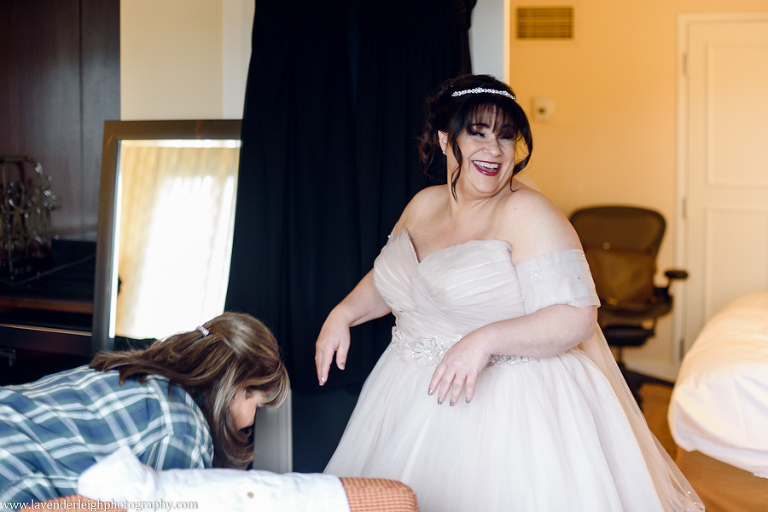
[315,269,392,386]
[315,311,351,386]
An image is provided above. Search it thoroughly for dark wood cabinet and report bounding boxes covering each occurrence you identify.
[0,0,119,383]
[0,239,96,384]
[0,0,120,237]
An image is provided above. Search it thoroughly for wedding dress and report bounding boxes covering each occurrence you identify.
[324,228,703,512]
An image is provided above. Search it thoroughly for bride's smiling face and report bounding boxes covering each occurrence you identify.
[440,121,516,198]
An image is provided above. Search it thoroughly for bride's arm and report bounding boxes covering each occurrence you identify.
[428,304,596,405]
[315,270,391,386]
[316,188,440,385]
[429,188,598,405]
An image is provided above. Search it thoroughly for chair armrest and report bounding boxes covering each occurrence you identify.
[340,477,419,512]
[664,269,689,281]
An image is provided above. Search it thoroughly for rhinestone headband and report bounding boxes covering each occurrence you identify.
[197,325,210,337]
[451,87,515,101]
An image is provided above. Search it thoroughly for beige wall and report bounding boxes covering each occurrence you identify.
[120,0,253,120]
[505,0,768,378]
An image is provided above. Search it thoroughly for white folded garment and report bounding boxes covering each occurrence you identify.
[78,446,351,512]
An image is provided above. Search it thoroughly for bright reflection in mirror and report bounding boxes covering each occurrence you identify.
[111,139,240,339]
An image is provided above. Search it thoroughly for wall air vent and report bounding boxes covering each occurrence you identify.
[516,6,574,39]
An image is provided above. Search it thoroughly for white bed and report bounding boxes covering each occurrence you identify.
[669,292,768,511]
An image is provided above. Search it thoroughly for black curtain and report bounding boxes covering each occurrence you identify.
[226,0,476,392]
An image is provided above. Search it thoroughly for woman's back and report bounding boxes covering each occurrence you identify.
[0,366,212,505]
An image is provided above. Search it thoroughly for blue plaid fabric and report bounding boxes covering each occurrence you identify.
[0,366,213,509]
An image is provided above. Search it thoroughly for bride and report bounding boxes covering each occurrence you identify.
[315,74,704,512]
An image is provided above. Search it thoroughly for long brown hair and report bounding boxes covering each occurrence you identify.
[90,312,289,469]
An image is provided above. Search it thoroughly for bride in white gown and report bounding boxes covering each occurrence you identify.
[315,74,704,512]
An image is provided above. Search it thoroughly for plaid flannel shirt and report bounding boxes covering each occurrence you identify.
[0,366,213,509]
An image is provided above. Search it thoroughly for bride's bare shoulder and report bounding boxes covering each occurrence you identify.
[502,184,555,214]
[394,184,447,231]
[404,184,446,215]
[412,184,447,204]
[500,184,581,258]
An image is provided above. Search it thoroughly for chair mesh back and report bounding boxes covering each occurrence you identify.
[570,206,665,310]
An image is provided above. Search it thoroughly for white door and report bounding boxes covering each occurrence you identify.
[677,14,768,354]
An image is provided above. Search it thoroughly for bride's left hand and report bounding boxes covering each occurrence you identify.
[428,334,490,406]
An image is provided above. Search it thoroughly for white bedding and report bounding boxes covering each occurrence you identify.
[669,292,768,478]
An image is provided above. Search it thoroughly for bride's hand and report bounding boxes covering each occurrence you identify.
[428,334,491,406]
[315,311,351,386]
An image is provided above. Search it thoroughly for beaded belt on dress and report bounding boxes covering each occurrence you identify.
[389,327,535,369]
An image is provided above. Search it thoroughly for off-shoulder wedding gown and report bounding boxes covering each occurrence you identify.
[324,229,703,512]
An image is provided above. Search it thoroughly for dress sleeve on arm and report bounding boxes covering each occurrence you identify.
[516,249,600,315]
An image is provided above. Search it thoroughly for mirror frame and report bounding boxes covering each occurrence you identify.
[92,119,242,354]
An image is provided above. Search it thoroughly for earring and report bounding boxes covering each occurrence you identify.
[442,149,446,155]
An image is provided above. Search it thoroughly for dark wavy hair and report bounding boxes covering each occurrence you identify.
[89,312,289,469]
[418,74,533,198]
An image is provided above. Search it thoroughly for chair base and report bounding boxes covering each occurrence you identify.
[615,360,644,409]
[609,343,663,410]
[602,325,654,347]
[613,360,676,411]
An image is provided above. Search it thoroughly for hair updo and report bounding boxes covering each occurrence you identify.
[418,74,533,198]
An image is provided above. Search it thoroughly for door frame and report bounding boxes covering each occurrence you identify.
[674,12,768,361]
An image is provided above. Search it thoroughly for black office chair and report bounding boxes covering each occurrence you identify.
[569,206,688,405]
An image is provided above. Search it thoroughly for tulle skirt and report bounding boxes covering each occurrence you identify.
[325,346,675,512]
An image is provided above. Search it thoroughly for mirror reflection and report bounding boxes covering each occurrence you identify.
[93,120,242,351]
[113,140,239,339]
